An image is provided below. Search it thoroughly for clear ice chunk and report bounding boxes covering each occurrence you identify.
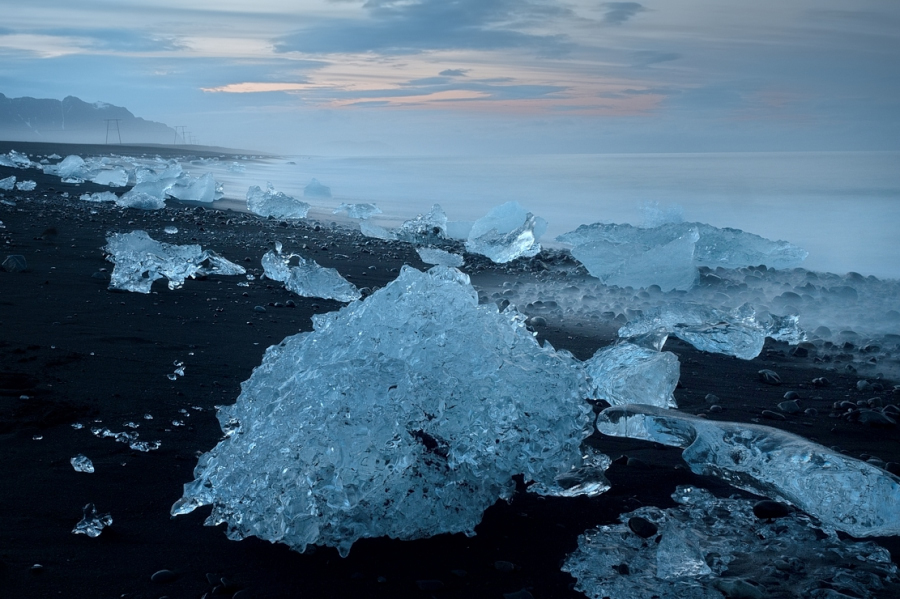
[171,266,595,556]
[72,503,112,537]
[104,230,246,293]
[54,155,90,182]
[167,173,220,203]
[584,342,679,408]
[333,202,381,220]
[0,176,15,191]
[416,247,465,268]
[563,485,898,599]
[79,191,118,203]
[465,202,547,264]
[303,178,331,198]
[115,190,166,210]
[595,404,900,537]
[247,182,310,219]
[395,204,448,243]
[618,302,804,360]
[15,180,36,191]
[70,454,95,473]
[261,248,360,302]
[359,220,396,241]
[90,166,129,187]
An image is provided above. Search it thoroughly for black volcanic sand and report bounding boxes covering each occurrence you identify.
[2,144,900,599]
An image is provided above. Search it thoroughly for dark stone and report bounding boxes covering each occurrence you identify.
[761,409,785,421]
[628,516,658,539]
[857,410,896,427]
[151,569,178,584]
[857,380,873,392]
[1,255,27,272]
[789,346,808,358]
[626,457,649,469]
[812,377,830,387]
[783,391,800,400]
[777,399,802,414]
[415,579,444,591]
[758,369,782,385]
[885,462,900,476]
[753,500,791,520]
[494,560,517,572]
[252,306,266,313]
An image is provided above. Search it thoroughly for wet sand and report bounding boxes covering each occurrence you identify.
[1,142,899,598]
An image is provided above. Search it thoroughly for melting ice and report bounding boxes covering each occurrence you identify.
[465,201,548,263]
[247,182,310,219]
[261,247,360,302]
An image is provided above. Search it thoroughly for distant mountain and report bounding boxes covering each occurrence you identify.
[0,93,176,145]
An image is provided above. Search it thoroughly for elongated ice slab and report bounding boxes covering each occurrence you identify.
[172,266,595,556]
[79,191,118,203]
[416,247,464,268]
[584,343,679,408]
[618,302,804,360]
[247,182,310,219]
[70,455,95,473]
[72,503,112,537]
[104,230,246,293]
[563,485,898,599]
[333,202,381,220]
[116,190,166,210]
[261,249,360,302]
[595,404,900,537]
[465,202,547,263]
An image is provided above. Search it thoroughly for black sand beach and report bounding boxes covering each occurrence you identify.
[1,142,899,598]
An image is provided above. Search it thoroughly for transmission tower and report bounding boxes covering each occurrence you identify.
[104,119,122,144]
[174,125,187,145]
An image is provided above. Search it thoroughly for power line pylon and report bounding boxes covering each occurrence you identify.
[174,125,187,145]
[104,119,122,144]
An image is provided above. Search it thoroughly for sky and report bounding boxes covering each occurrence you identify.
[1,0,899,155]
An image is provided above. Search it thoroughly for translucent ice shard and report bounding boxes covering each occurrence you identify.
[465,202,547,263]
[90,166,129,187]
[79,191,118,203]
[15,180,36,191]
[116,190,166,210]
[359,220,396,241]
[55,155,90,182]
[261,248,360,302]
[395,204,447,243]
[303,178,331,198]
[416,247,464,268]
[618,302,804,360]
[70,455,95,473]
[333,202,382,220]
[104,230,246,293]
[247,182,310,219]
[72,503,112,537]
[0,176,15,190]
[167,173,220,203]
[172,266,595,556]
[584,342,679,408]
[563,485,898,599]
[595,404,900,537]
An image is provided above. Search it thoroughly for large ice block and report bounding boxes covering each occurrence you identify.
[104,230,246,293]
[172,266,595,556]
[333,202,381,220]
[618,302,804,360]
[395,204,448,243]
[595,404,900,537]
[584,342,679,408]
[167,173,220,203]
[90,167,129,187]
[261,249,360,302]
[465,202,547,263]
[563,485,898,599]
[55,155,91,182]
[247,183,310,219]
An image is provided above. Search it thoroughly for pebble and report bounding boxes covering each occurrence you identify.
[503,590,535,599]
[857,380,873,392]
[1,254,27,272]
[253,305,266,313]
[150,569,178,583]
[761,409,785,421]
[857,410,896,427]
[415,579,444,591]
[885,462,900,476]
[704,393,720,404]
[753,500,791,519]
[758,369,782,385]
[627,516,658,539]
[783,391,800,400]
[712,578,764,599]
[804,408,818,417]
[777,399,802,414]
[626,457,649,469]
[528,316,547,327]
[709,404,724,413]
[812,377,830,387]
[494,560,517,572]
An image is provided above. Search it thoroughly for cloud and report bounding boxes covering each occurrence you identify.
[632,50,680,66]
[601,2,646,25]
[40,28,186,52]
[439,69,469,77]
[202,82,311,93]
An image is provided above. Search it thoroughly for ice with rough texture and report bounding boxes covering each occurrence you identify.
[72,503,112,537]
[584,342,679,408]
[79,191,118,203]
[172,266,595,557]
[104,230,246,293]
[395,204,448,243]
[70,455,95,473]
[166,172,219,203]
[563,485,898,599]
[15,180,36,191]
[247,183,310,219]
[91,425,161,452]
[358,221,396,241]
[115,191,166,210]
[416,247,465,268]
[618,302,804,360]
[333,202,381,220]
[303,178,332,198]
[465,202,547,263]
[595,404,900,537]
[0,154,15,168]
[261,248,360,302]
[90,166,129,187]
[54,155,90,182]
[0,175,15,190]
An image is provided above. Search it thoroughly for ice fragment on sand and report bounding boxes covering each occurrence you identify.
[261,247,360,302]
[563,485,898,599]
[395,204,448,243]
[465,202,547,263]
[90,166,129,187]
[70,455,95,473]
[116,190,166,210]
[167,172,220,203]
[416,247,464,268]
[104,230,246,293]
[595,404,900,537]
[247,182,310,219]
[79,191,118,203]
[0,176,15,190]
[333,202,381,220]
[584,342,679,408]
[15,180,36,191]
[359,220,396,241]
[172,266,595,556]
[618,302,804,360]
[303,178,331,198]
[54,155,90,182]
[72,503,112,537]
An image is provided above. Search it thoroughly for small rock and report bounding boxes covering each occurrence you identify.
[857,380,873,392]
[503,590,535,599]
[812,377,830,387]
[628,516,658,539]
[151,569,178,583]
[494,560,517,572]
[709,404,724,413]
[783,391,800,400]
[777,399,802,414]
[761,409,785,421]
[1,254,27,272]
[253,306,266,313]
[528,316,547,327]
[704,393,720,404]
[804,408,818,417]
[885,462,900,476]
[415,579,444,591]
[789,346,808,358]
[758,369,782,385]
[626,457,649,469]
[712,578,764,599]
[753,500,791,520]
[857,410,896,427]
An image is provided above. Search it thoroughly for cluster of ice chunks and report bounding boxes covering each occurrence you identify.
[172,266,596,557]
[103,230,246,293]
[261,246,360,302]
[557,222,807,291]
[618,302,804,360]
[90,425,161,452]
[72,504,113,537]
[0,175,15,190]
[15,180,36,191]
[465,201,547,263]
[79,191,118,203]
[595,404,900,537]
[416,247,465,268]
[563,485,898,599]
[303,178,331,198]
[0,150,35,168]
[584,342,679,408]
[333,202,381,220]
[246,183,310,219]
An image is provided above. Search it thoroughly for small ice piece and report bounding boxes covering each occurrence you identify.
[528,446,611,498]
[115,190,166,210]
[359,220,396,241]
[247,183,310,219]
[70,454,95,473]
[0,176,15,190]
[167,173,220,203]
[465,202,547,264]
[261,248,360,302]
[618,302,804,360]
[55,155,90,182]
[333,202,381,220]
[104,230,246,293]
[416,247,465,268]
[595,404,900,537]
[90,167,129,187]
[79,191,118,203]
[227,162,246,173]
[72,503,112,537]
[163,226,178,234]
[303,178,332,198]
[563,485,898,599]
[584,342,679,408]
[15,180,36,191]
[172,266,595,557]
[395,204,448,243]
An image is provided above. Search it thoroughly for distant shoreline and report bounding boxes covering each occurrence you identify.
[0,139,275,160]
